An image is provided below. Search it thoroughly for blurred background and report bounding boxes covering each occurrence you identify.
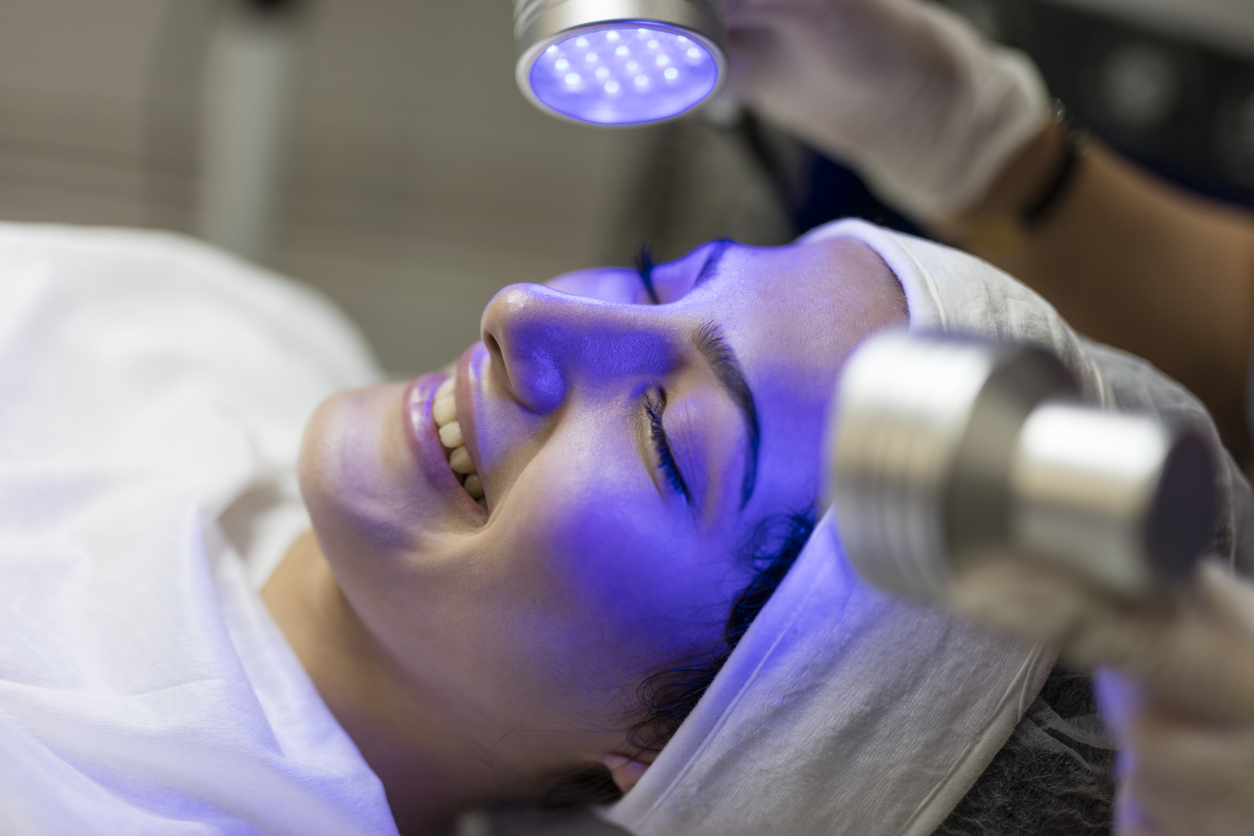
[1,0,1252,374]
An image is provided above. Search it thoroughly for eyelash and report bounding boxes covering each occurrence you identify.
[645,390,689,500]
[634,244,687,500]
[633,243,661,305]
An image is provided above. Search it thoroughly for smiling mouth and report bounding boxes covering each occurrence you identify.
[432,376,486,507]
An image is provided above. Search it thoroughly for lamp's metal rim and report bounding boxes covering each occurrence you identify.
[514,19,727,128]
[515,0,724,54]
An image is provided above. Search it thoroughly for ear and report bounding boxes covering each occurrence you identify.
[601,752,654,795]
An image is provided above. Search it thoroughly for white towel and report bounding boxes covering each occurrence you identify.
[602,219,1254,836]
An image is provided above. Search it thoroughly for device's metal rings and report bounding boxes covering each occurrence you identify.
[827,331,1216,602]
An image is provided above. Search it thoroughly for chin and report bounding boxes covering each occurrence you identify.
[298,383,424,557]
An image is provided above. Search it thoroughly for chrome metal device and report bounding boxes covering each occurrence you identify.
[513,0,727,126]
[827,331,1218,601]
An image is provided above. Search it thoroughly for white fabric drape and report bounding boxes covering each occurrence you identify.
[0,224,396,835]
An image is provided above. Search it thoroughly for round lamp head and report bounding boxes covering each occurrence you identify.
[514,1,727,127]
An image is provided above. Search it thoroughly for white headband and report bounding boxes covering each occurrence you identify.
[602,220,1253,835]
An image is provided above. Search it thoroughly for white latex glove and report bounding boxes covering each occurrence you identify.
[949,560,1254,836]
[724,0,1051,220]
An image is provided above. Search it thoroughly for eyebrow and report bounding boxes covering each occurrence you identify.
[692,321,760,509]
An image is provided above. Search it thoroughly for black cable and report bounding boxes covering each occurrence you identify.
[732,109,797,238]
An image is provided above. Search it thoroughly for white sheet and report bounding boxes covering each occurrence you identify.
[0,223,397,835]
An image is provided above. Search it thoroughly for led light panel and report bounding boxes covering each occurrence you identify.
[526,24,720,125]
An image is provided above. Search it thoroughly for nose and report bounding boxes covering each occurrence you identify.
[480,283,673,413]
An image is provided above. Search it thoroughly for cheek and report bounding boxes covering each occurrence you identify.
[493,461,740,672]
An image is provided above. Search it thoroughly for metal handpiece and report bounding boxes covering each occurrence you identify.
[827,331,1217,602]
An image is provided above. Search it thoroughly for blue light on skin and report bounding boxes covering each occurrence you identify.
[529,23,720,125]
[285,237,909,824]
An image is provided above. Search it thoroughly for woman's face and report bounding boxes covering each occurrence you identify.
[299,235,906,780]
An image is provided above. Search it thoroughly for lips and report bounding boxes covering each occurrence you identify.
[403,372,487,517]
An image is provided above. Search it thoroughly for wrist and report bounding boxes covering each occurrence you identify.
[1020,112,1090,228]
[937,106,1090,257]
[940,117,1063,230]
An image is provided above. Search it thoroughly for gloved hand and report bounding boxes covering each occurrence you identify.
[723,0,1051,220]
[949,559,1254,836]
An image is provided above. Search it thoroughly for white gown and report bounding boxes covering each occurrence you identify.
[0,223,399,835]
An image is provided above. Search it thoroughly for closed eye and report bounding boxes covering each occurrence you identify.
[644,389,689,501]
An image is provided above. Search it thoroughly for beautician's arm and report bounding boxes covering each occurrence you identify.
[950,559,1254,836]
[941,126,1254,459]
[726,0,1254,457]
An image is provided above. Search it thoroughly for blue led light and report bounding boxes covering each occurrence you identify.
[528,23,720,125]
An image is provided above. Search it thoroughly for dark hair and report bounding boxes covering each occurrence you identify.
[934,667,1115,836]
[542,511,817,807]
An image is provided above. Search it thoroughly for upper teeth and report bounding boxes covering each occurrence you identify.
[433,377,485,503]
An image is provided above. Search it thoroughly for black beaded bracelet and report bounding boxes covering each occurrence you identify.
[1020,103,1090,230]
